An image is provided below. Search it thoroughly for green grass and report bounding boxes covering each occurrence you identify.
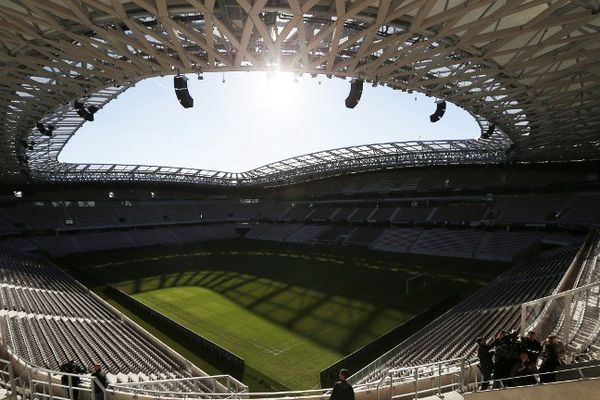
[57,239,509,390]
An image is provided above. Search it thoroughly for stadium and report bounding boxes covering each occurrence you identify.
[1,1,600,400]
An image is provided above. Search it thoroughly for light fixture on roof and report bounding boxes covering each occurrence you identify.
[74,101,98,122]
[482,124,495,139]
[429,100,446,123]
[36,122,55,137]
[345,79,364,109]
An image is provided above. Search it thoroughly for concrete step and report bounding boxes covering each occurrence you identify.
[412,391,465,400]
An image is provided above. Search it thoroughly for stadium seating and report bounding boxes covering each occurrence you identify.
[370,228,424,253]
[353,246,579,383]
[307,206,339,221]
[282,205,313,221]
[285,225,328,243]
[476,230,547,261]
[331,207,358,222]
[348,208,376,223]
[558,193,600,226]
[314,226,355,245]
[392,206,436,223]
[0,251,195,384]
[368,207,397,223]
[68,206,121,228]
[491,194,572,224]
[430,204,489,224]
[410,229,482,258]
[343,227,385,247]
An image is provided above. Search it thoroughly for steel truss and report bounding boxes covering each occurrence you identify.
[25,82,510,187]
[30,138,510,187]
[2,0,600,184]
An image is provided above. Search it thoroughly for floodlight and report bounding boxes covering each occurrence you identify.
[36,122,55,137]
[482,124,495,139]
[74,101,97,121]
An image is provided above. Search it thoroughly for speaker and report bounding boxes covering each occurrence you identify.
[429,101,446,123]
[345,79,364,109]
[176,89,194,108]
[174,75,188,90]
[174,75,194,108]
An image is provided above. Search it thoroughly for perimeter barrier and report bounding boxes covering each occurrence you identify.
[320,293,461,388]
[106,285,245,379]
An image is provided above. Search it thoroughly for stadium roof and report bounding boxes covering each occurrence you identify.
[1,0,599,186]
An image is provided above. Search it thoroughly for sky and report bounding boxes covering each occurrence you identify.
[59,72,479,173]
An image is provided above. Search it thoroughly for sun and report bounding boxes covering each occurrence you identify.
[257,71,303,109]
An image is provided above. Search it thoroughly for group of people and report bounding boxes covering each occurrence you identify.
[59,361,108,400]
[477,330,566,389]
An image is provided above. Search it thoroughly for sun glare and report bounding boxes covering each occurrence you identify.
[59,71,479,172]
[257,71,304,109]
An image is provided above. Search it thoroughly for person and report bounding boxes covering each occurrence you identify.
[490,330,516,387]
[510,351,537,387]
[476,337,494,390]
[329,369,354,400]
[60,360,82,400]
[520,331,542,365]
[539,335,565,383]
[91,363,108,400]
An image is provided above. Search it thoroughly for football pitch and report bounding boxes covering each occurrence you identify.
[59,239,508,390]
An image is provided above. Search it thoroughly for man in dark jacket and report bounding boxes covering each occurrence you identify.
[476,337,494,390]
[91,363,108,400]
[490,331,514,387]
[520,331,542,365]
[329,369,354,400]
[60,360,82,400]
[539,335,565,383]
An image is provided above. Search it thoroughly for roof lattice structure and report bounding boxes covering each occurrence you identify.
[1,0,599,186]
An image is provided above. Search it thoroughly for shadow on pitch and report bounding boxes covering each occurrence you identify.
[92,250,482,354]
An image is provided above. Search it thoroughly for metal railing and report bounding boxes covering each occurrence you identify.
[111,375,248,399]
[2,351,600,400]
[472,362,600,393]
[371,357,473,400]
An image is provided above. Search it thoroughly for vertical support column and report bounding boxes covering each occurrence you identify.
[437,363,442,396]
[47,371,53,400]
[564,292,573,345]
[8,362,16,397]
[413,369,419,399]
[460,358,466,394]
[68,374,74,400]
[521,303,527,336]
[28,367,34,400]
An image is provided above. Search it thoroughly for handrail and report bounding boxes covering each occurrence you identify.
[522,280,600,306]
[474,362,600,392]
[113,374,240,386]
